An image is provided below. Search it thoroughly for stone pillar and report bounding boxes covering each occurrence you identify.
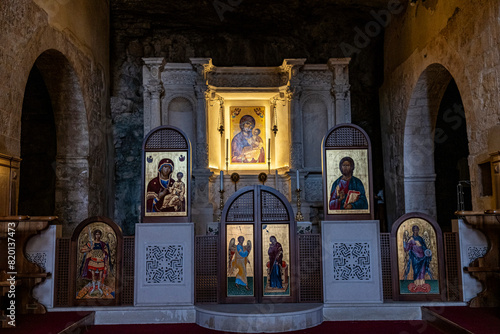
[190,58,213,171]
[404,174,437,217]
[190,58,214,234]
[281,59,306,173]
[328,58,351,125]
[281,59,308,221]
[142,58,165,135]
[55,156,89,235]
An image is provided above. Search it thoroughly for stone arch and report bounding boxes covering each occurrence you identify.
[300,94,329,169]
[21,49,90,234]
[380,35,475,224]
[403,63,452,216]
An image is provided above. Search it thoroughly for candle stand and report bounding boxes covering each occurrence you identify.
[218,189,225,222]
[295,188,304,221]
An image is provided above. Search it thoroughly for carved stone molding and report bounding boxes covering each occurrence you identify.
[301,70,333,87]
[163,69,197,86]
[207,71,286,87]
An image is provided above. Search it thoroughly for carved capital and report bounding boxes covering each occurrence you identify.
[143,57,165,80]
[331,84,350,100]
[195,84,209,99]
[328,58,351,87]
[144,80,164,99]
[280,58,306,87]
[286,86,302,101]
[190,58,214,85]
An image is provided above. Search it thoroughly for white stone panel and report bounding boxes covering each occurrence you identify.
[322,220,383,303]
[453,219,487,302]
[26,225,57,309]
[135,223,194,306]
[94,306,196,324]
[196,304,323,333]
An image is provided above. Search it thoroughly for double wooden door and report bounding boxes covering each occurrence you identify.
[219,185,297,303]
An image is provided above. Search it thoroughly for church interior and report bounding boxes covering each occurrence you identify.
[1,0,500,332]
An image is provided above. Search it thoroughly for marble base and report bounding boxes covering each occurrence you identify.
[205,222,219,235]
[323,301,466,321]
[49,301,467,328]
[321,220,383,303]
[135,223,194,306]
[453,219,488,302]
[48,306,196,324]
[196,303,323,333]
[297,221,313,234]
[26,225,58,308]
[95,306,196,324]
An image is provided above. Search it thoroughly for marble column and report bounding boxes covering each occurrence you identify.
[281,59,306,172]
[142,58,165,135]
[190,58,213,171]
[328,58,351,125]
[190,58,214,234]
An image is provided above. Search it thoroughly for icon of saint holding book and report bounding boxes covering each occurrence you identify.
[328,156,368,210]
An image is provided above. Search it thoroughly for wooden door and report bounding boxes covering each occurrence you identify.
[219,185,297,303]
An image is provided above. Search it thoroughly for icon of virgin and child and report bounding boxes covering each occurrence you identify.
[231,115,265,163]
[329,156,368,210]
[146,158,186,213]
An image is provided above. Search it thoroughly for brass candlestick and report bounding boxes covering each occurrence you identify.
[295,188,304,221]
[218,189,225,222]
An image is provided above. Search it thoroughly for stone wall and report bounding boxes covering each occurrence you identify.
[0,0,112,235]
[380,0,500,225]
[111,6,387,232]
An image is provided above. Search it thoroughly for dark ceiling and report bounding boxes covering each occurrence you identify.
[111,0,401,30]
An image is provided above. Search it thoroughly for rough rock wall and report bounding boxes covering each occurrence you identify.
[111,5,388,232]
[380,0,500,224]
[0,0,112,235]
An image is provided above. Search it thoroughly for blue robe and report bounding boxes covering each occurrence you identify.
[404,235,432,280]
